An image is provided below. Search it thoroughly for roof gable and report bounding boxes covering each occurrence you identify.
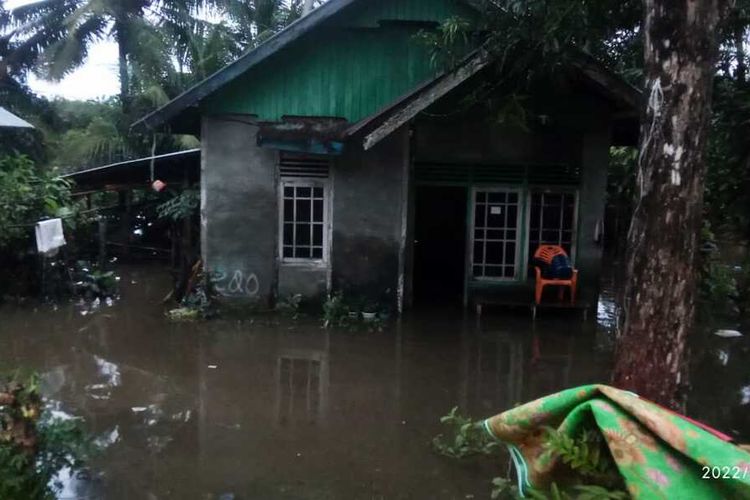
[133,0,473,131]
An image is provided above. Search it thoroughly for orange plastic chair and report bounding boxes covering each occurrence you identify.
[533,245,578,305]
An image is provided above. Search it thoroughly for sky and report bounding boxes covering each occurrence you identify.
[5,0,125,101]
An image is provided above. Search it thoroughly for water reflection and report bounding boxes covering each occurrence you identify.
[0,264,745,498]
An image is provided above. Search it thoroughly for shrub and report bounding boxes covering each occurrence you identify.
[0,374,90,499]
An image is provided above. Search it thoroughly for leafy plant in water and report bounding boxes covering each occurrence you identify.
[169,267,216,321]
[0,374,90,499]
[72,261,119,299]
[322,291,349,328]
[277,293,303,319]
[432,407,501,459]
[542,427,623,490]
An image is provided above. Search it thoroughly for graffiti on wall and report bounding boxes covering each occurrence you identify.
[211,269,260,297]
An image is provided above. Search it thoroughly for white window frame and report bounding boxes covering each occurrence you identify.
[278,178,330,266]
[469,186,524,282]
[525,186,580,266]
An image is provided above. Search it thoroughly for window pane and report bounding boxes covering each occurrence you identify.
[508,192,518,204]
[283,246,294,258]
[284,199,294,223]
[488,192,506,203]
[487,229,503,241]
[296,199,311,222]
[506,206,518,228]
[295,247,311,259]
[296,224,311,245]
[486,242,503,265]
[542,209,559,228]
[485,266,503,277]
[313,187,324,198]
[473,265,483,277]
[475,204,486,227]
[297,187,312,198]
[542,230,559,243]
[476,192,486,203]
[505,243,516,264]
[313,200,324,222]
[312,247,323,259]
[283,223,294,246]
[313,224,323,246]
[284,186,294,197]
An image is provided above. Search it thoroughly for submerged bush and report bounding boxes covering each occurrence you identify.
[0,374,89,499]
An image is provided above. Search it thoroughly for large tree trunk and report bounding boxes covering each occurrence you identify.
[612,0,727,409]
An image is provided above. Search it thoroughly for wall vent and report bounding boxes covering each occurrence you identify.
[279,152,330,179]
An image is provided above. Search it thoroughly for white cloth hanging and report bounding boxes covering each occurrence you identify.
[35,218,66,255]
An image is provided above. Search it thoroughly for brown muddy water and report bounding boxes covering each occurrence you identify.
[0,264,748,499]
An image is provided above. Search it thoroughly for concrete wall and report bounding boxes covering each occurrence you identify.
[201,115,278,306]
[330,127,410,309]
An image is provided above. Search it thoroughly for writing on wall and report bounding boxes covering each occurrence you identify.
[211,269,260,298]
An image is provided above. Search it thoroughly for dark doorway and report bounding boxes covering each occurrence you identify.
[413,186,467,305]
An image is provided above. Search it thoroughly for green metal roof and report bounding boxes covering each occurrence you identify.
[132,0,474,131]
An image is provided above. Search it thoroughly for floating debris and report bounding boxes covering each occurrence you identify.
[714,330,743,338]
[167,307,200,321]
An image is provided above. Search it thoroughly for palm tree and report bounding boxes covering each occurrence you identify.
[7,0,211,111]
[7,0,325,111]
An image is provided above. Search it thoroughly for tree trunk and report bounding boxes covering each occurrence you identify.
[114,18,130,112]
[612,0,727,409]
[735,26,747,84]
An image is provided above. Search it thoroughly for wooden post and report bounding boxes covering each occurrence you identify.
[98,216,107,268]
[119,190,132,258]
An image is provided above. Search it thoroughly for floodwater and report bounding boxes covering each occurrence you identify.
[0,264,747,499]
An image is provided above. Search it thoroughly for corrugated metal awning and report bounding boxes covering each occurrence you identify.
[64,149,200,192]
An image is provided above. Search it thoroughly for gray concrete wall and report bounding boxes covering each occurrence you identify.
[330,128,410,309]
[278,265,328,302]
[201,115,278,305]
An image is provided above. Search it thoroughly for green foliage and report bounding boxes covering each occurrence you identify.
[698,223,739,318]
[415,16,473,69]
[543,427,623,489]
[169,267,216,321]
[277,293,303,319]
[0,155,75,249]
[157,190,200,222]
[0,374,90,500]
[322,291,349,328]
[432,407,501,459]
[72,261,119,299]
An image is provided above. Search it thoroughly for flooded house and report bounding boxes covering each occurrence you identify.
[133,0,639,313]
